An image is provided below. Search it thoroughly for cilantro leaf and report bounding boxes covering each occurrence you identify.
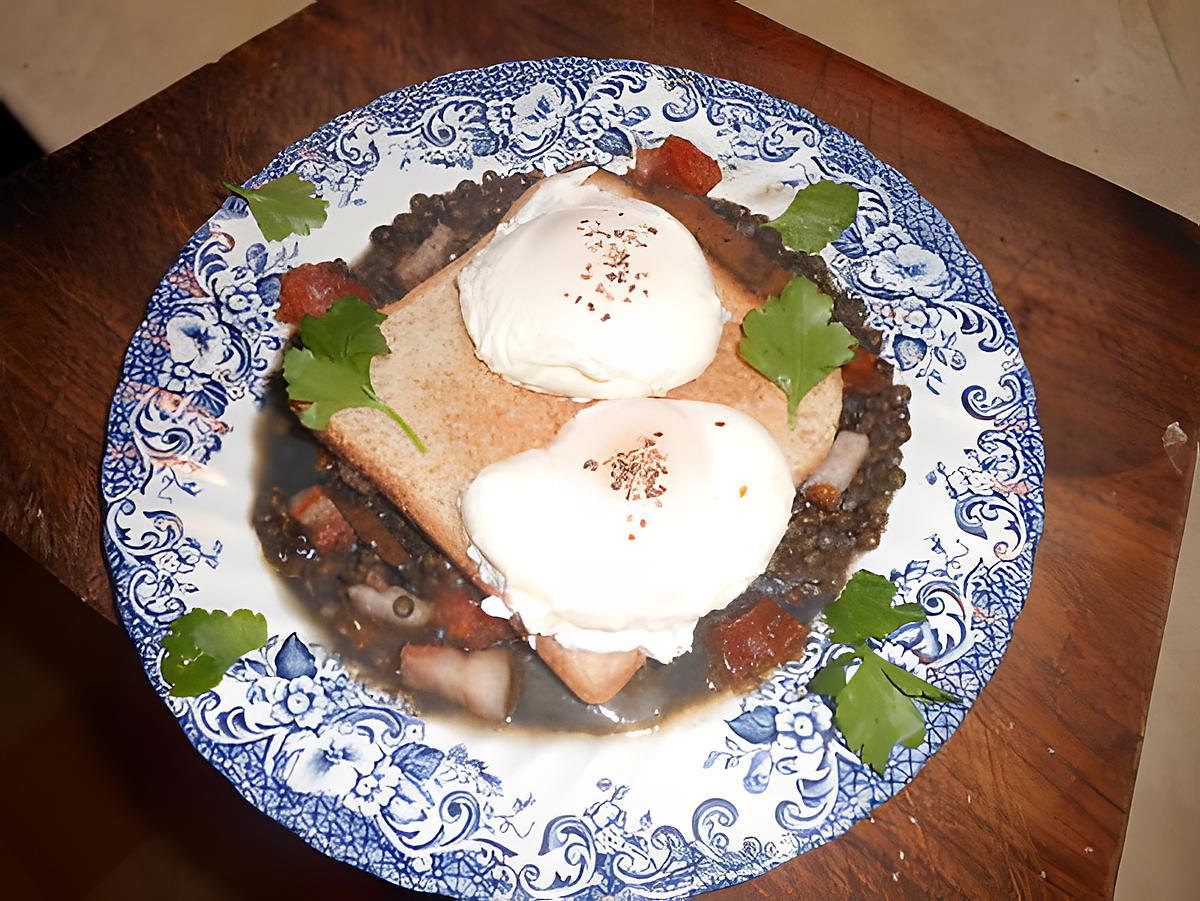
[823,570,926,646]
[808,651,856,696]
[223,173,329,241]
[762,179,859,253]
[282,296,426,452]
[805,571,963,775]
[283,347,373,427]
[160,608,268,697]
[738,276,856,426]
[298,295,391,362]
[876,654,962,705]
[832,650,929,773]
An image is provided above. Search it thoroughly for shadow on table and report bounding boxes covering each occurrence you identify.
[0,535,434,900]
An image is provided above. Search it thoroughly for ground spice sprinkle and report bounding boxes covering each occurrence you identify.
[583,434,669,503]
[571,216,658,319]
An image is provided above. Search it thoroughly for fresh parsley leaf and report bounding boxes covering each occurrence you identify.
[808,651,856,696]
[806,571,962,774]
[223,173,329,242]
[832,650,929,773]
[161,608,268,697]
[738,276,856,426]
[283,295,426,452]
[762,179,859,253]
[875,654,962,705]
[284,349,373,425]
[823,570,926,646]
[299,295,390,361]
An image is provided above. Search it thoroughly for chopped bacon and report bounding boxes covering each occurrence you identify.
[631,181,792,296]
[392,222,457,292]
[432,585,517,650]
[628,136,722,196]
[320,485,411,567]
[287,486,356,554]
[708,597,810,688]
[276,260,372,324]
[840,345,891,394]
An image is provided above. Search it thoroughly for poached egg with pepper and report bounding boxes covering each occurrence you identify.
[462,398,795,663]
[457,168,726,399]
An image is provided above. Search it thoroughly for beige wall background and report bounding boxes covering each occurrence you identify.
[745,0,1200,223]
[0,0,311,151]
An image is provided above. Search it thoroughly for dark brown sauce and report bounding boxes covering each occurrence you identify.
[252,169,909,734]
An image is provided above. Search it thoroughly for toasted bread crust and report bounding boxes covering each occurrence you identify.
[534,637,646,706]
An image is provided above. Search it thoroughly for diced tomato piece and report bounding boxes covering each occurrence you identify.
[628,136,722,196]
[432,585,516,650]
[840,345,890,394]
[708,597,810,687]
[287,486,356,554]
[276,261,372,324]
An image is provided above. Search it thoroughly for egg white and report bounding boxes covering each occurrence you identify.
[457,168,726,400]
[462,398,794,662]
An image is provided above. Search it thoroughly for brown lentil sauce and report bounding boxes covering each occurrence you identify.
[252,168,909,734]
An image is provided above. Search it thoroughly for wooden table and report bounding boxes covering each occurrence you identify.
[2,0,1197,896]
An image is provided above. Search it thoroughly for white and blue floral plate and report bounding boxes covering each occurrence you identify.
[101,58,1045,898]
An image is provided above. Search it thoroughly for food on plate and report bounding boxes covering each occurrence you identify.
[737,274,855,426]
[457,167,726,398]
[287,485,356,554]
[807,571,961,774]
[282,294,425,451]
[224,172,329,242]
[252,136,912,732]
[295,168,842,584]
[398,644,519,722]
[160,608,269,698]
[707,596,810,688]
[276,260,370,325]
[532,636,646,706]
[462,398,795,696]
[760,178,862,255]
[801,430,871,512]
[627,134,723,195]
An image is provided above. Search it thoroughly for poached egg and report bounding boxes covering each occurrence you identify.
[461,398,795,662]
[457,168,725,399]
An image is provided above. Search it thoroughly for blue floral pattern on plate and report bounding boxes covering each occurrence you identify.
[102,58,1044,898]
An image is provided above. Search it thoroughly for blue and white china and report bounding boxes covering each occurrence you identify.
[102,59,1044,898]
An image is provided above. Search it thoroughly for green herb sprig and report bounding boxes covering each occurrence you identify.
[808,571,962,774]
[224,172,329,241]
[738,276,856,427]
[283,295,426,452]
[161,608,268,697]
[762,179,859,253]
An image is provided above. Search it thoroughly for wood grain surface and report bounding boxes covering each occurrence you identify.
[1,0,1198,897]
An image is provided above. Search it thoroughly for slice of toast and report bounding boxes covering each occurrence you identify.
[533,637,646,706]
[319,170,841,705]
